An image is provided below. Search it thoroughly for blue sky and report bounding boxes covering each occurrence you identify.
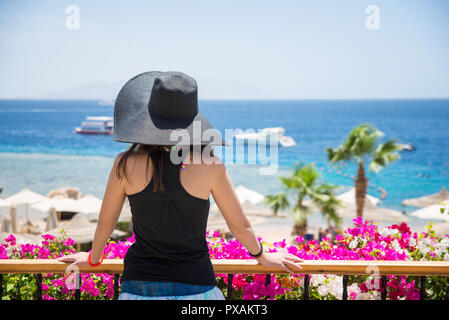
[0,0,448,99]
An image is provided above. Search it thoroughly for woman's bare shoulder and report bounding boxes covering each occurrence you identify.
[114,150,150,168]
[199,155,226,176]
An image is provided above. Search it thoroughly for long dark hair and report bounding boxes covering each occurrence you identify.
[116,144,213,192]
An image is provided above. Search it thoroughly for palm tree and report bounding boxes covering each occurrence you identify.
[326,123,403,217]
[265,162,342,236]
[264,194,288,217]
[314,183,342,228]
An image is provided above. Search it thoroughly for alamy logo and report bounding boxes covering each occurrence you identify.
[168,121,279,176]
[65,5,80,30]
[366,5,380,30]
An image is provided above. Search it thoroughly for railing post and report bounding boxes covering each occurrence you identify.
[227,274,234,300]
[342,275,348,300]
[113,273,120,300]
[75,273,81,300]
[1,274,3,300]
[420,276,426,300]
[264,273,272,299]
[35,273,42,300]
[303,274,310,300]
[265,274,271,286]
[381,275,387,300]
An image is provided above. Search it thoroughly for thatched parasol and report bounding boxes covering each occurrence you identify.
[305,187,407,223]
[47,213,126,245]
[402,187,449,208]
[47,187,82,200]
[337,187,380,208]
[2,188,47,222]
[30,196,78,214]
[410,204,449,222]
[337,202,408,223]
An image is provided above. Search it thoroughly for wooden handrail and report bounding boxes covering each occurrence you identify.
[0,259,448,276]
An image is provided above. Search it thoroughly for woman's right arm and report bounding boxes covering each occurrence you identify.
[210,161,303,274]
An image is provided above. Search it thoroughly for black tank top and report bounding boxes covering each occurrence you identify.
[121,150,217,286]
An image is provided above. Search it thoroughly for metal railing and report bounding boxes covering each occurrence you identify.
[1,259,449,300]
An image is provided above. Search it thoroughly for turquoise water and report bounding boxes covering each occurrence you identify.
[0,99,448,230]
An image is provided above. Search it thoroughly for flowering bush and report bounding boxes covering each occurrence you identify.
[1,218,448,300]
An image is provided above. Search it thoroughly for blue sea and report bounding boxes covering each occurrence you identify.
[0,99,448,231]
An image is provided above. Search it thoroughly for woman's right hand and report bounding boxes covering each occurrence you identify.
[256,252,304,274]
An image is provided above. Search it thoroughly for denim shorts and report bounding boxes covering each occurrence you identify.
[118,280,225,300]
[119,286,225,300]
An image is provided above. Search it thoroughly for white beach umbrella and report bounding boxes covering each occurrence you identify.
[30,196,79,213]
[304,187,381,213]
[3,188,47,205]
[47,213,126,244]
[337,187,380,208]
[410,204,449,222]
[0,198,10,207]
[432,222,449,237]
[210,185,265,213]
[402,187,449,208]
[72,194,103,214]
[304,195,407,223]
[207,211,267,232]
[3,188,47,222]
[85,196,132,221]
[235,185,265,205]
[339,203,409,223]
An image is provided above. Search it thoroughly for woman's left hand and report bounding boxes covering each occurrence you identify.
[57,252,90,268]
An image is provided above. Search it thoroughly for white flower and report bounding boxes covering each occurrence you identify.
[391,239,406,255]
[440,238,449,250]
[391,239,401,250]
[317,285,329,297]
[379,228,390,237]
[417,241,428,253]
[443,251,449,261]
[349,239,358,249]
[311,275,326,287]
[409,237,417,247]
[371,290,381,300]
[380,228,399,237]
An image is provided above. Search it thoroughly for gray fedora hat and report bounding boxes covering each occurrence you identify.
[113,71,227,146]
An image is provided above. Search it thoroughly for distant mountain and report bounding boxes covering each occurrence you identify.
[45,81,123,101]
[43,75,274,101]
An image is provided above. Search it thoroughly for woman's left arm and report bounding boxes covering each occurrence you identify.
[57,153,127,267]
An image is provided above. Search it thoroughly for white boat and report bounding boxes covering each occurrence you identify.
[98,99,115,106]
[234,127,296,147]
[398,143,416,151]
[74,116,114,135]
[279,135,296,147]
